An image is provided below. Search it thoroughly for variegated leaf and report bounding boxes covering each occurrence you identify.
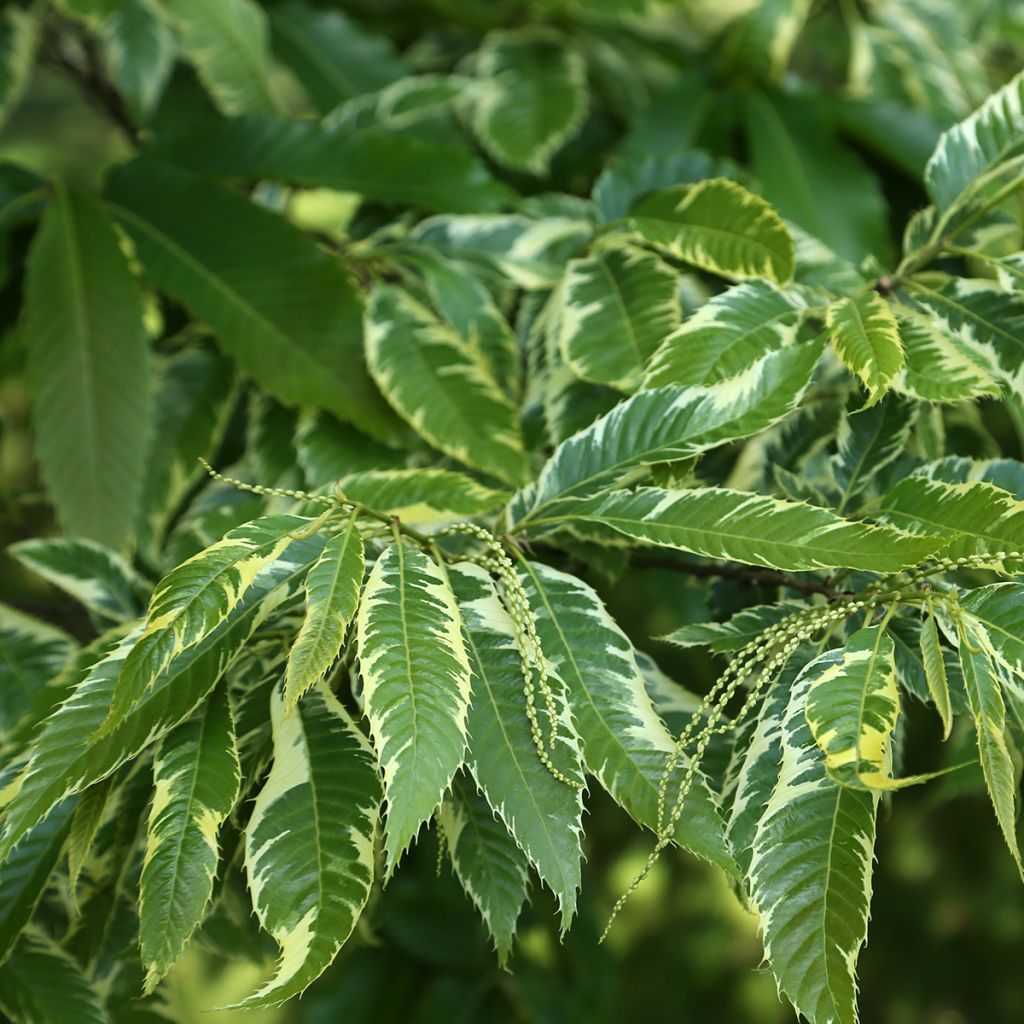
[661,602,806,654]
[880,478,1024,566]
[414,252,520,394]
[902,278,1024,390]
[9,537,149,624]
[644,279,806,388]
[804,626,920,789]
[516,560,735,873]
[155,0,280,116]
[725,675,793,883]
[236,682,380,1007]
[439,775,529,966]
[446,562,583,928]
[925,69,1024,212]
[365,285,529,486]
[559,486,942,572]
[106,514,310,730]
[749,651,879,1024]
[961,584,1024,681]
[356,544,473,876]
[284,517,364,709]
[630,178,795,283]
[920,607,953,740]
[0,533,322,860]
[510,339,823,527]
[338,469,507,523]
[957,628,1023,877]
[891,306,998,402]
[830,395,915,512]
[471,28,587,175]
[558,245,680,392]
[140,682,241,990]
[825,291,904,405]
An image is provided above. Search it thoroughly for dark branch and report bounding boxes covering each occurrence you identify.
[41,23,141,146]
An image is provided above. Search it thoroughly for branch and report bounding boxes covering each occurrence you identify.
[626,552,842,599]
[41,24,141,146]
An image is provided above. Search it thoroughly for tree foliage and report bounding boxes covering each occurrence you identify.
[2,2,1024,1022]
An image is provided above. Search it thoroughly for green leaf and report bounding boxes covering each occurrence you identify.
[880,477,1024,565]
[65,778,112,902]
[825,291,904,405]
[661,602,806,654]
[154,0,281,116]
[410,212,590,290]
[516,560,735,873]
[644,279,806,388]
[296,412,407,485]
[745,90,890,261]
[22,182,152,549]
[107,514,310,730]
[356,543,472,876]
[925,69,1024,212]
[137,347,237,556]
[891,305,999,402]
[105,158,402,444]
[719,0,811,82]
[236,682,381,1007]
[284,517,364,709]
[100,0,176,123]
[748,651,879,1024]
[9,538,148,624]
[629,178,795,283]
[920,608,953,740]
[338,469,507,522]
[725,677,791,882]
[558,245,680,392]
[439,776,529,967]
[412,252,520,396]
[0,929,109,1024]
[958,628,1023,877]
[155,116,515,214]
[556,486,941,572]
[471,28,587,174]
[803,626,922,789]
[0,800,74,962]
[0,533,323,859]
[446,563,583,929]
[140,682,240,989]
[0,5,37,130]
[592,148,740,225]
[269,1,404,113]
[0,605,77,734]
[914,456,1024,499]
[510,339,823,526]
[830,395,916,511]
[365,286,528,486]
[961,584,1024,681]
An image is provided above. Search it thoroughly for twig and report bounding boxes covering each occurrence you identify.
[40,23,141,146]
